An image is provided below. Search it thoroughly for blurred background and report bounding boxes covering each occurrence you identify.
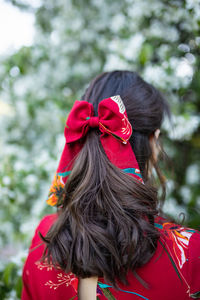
[0,0,200,298]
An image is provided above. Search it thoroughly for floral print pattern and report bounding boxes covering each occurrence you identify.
[162,222,195,269]
[46,174,65,206]
[155,221,196,269]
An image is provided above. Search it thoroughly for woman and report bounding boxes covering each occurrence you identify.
[22,71,200,300]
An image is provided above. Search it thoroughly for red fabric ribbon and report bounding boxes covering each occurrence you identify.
[47,95,143,206]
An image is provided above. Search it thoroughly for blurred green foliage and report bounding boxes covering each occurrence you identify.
[0,0,200,298]
[0,262,23,299]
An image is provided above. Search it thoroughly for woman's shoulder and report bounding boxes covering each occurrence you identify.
[154,215,200,243]
[154,215,200,266]
[29,213,58,250]
[154,214,199,232]
[36,213,58,231]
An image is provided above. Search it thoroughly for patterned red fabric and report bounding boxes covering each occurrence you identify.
[22,214,200,300]
[46,96,143,206]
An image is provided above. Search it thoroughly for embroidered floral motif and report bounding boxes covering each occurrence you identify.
[121,115,132,136]
[35,258,62,271]
[110,95,132,144]
[45,273,77,291]
[162,222,194,269]
[46,174,65,206]
[35,260,55,271]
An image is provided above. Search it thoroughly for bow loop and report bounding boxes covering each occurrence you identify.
[65,101,94,143]
[98,96,132,144]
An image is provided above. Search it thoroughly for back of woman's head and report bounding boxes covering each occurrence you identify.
[41,70,170,288]
[83,71,170,182]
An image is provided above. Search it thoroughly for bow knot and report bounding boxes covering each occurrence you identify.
[88,116,99,128]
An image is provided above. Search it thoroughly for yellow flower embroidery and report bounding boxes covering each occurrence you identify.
[46,174,65,206]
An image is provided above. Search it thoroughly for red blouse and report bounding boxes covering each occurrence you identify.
[22,214,200,300]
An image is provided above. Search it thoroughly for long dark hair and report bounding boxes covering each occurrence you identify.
[41,71,170,288]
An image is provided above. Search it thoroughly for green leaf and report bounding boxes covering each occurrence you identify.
[159,240,182,283]
[139,43,153,65]
[68,295,77,300]
[15,276,23,298]
[190,291,200,299]
[2,262,16,286]
[101,287,116,300]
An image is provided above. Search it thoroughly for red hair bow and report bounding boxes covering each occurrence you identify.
[65,96,132,144]
[47,95,143,206]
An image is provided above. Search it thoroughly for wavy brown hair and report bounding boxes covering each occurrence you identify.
[41,71,170,288]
